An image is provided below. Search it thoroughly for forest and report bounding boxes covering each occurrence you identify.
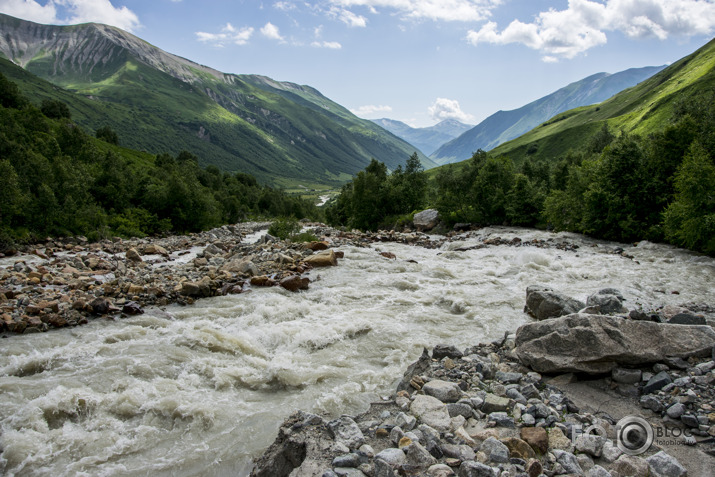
[0,73,321,250]
[326,90,715,256]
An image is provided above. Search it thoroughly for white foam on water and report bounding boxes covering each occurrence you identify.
[1,226,714,476]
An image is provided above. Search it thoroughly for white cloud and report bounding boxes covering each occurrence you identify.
[261,21,285,40]
[329,0,501,22]
[466,0,715,61]
[0,0,140,31]
[311,40,342,48]
[350,104,393,116]
[274,1,296,10]
[428,98,475,122]
[196,23,254,46]
[329,6,368,27]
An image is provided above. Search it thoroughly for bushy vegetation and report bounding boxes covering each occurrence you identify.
[327,92,715,255]
[0,73,321,247]
[325,153,427,231]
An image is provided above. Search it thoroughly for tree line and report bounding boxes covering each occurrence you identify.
[326,91,715,255]
[0,72,321,249]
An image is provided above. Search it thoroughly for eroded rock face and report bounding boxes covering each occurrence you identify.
[524,285,585,321]
[515,313,715,374]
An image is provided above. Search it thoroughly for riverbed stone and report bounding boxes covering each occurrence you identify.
[515,314,715,374]
[612,367,642,384]
[328,416,365,449]
[304,250,338,267]
[524,285,586,320]
[479,437,509,463]
[411,395,451,431]
[423,379,463,403]
[433,344,463,360]
[612,454,650,477]
[458,461,496,477]
[643,370,672,394]
[413,209,440,232]
[481,393,510,413]
[520,427,548,454]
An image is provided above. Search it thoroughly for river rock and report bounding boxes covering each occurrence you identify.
[432,344,463,360]
[524,286,585,320]
[515,313,715,374]
[586,291,626,314]
[642,370,672,394]
[410,395,451,432]
[396,348,431,393]
[221,258,258,276]
[479,436,509,463]
[328,416,365,450]
[423,379,462,403]
[668,312,706,325]
[279,275,310,292]
[481,394,510,413]
[304,250,338,267]
[520,427,548,454]
[413,209,440,232]
[126,248,143,262]
[458,460,497,477]
[305,241,329,251]
[502,437,535,460]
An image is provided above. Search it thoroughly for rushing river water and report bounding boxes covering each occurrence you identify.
[1,227,714,476]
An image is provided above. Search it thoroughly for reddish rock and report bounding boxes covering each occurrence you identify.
[380,252,397,260]
[279,275,310,292]
[48,315,68,328]
[305,241,329,251]
[520,427,548,454]
[126,248,143,262]
[250,276,277,287]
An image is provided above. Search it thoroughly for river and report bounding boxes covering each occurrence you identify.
[1,227,714,476]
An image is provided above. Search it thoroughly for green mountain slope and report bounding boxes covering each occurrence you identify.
[0,14,432,186]
[370,118,473,156]
[489,38,715,164]
[431,66,664,164]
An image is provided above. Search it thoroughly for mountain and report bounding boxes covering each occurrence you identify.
[371,118,473,156]
[431,65,665,164]
[488,38,715,164]
[0,14,434,187]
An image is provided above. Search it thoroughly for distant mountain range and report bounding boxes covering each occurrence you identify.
[370,118,473,156]
[487,37,715,166]
[0,13,434,187]
[431,65,666,164]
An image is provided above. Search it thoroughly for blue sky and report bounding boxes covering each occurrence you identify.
[1,1,714,127]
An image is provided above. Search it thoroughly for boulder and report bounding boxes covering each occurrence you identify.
[432,344,463,360]
[221,258,259,276]
[413,209,440,232]
[279,275,310,292]
[305,241,329,251]
[304,250,338,267]
[143,244,169,257]
[515,313,715,374]
[423,379,462,403]
[396,348,431,393]
[524,286,585,320]
[586,291,626,314]
[410,395,451,432]
[126,248,143,263]
[328,416,365,450]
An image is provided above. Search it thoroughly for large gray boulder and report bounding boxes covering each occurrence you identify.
[413,209,440,232]
[524,285,585,320]
[515,313,715,374]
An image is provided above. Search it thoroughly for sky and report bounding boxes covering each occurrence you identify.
[1,1,714,127]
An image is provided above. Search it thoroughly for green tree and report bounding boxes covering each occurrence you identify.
[96,126,119,145]
[663,142,715,254]
[40,99,71,119]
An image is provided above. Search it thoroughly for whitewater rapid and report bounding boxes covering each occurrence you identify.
[1,227,713,476]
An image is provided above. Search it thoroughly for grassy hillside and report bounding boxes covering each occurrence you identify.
[489,38,715,164]
[0,14,429,187]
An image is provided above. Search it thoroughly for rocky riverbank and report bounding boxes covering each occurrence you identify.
[0,223,594,335]
[251,308,715,477]
[249,283,715,477]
